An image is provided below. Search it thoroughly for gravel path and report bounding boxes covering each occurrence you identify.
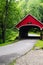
[15,50,43,65]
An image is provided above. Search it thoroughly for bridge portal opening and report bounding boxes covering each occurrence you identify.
[19,25,41,39]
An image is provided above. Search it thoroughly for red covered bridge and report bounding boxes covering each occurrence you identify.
[16,14,43,39]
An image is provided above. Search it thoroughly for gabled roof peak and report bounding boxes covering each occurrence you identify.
[16,14,43,29]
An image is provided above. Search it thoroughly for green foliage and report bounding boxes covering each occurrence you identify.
[0,0,43,44]
[0,29,19,46]
[7,1,21,28]
[39,3,43,23]
[0,0,6,17]
[6,29,18,41]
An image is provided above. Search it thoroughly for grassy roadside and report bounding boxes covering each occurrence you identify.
[0,40,18,46]
[34,40,43,49]
[9,60,16,65]
[0,31,42,46]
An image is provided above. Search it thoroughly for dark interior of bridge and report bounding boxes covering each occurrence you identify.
[19,25,41,39]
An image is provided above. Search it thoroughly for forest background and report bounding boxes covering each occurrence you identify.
[0,0,43,44]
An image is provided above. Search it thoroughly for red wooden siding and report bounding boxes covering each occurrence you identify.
[16,14,43,29]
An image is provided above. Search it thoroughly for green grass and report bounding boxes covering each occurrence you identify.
[0,39,19,46]
[9,60,16,65]
[29,32,40,35]
[34,40,43,48]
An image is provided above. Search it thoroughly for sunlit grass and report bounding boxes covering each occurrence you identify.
[29,32,40,35]
[34,40,43,48]
[9,60,16,65]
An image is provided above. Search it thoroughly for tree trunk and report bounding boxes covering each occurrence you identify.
[2,23,5,43]
[2,0,8,43]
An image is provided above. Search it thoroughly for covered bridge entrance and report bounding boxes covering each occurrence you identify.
[16,14,43,40]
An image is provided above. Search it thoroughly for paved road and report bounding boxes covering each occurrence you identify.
[0,39,37,65]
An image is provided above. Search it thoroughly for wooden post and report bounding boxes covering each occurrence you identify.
[40,29,42,40]
[42,29,43,40]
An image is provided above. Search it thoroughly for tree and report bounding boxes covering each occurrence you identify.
[0,0,43,43]
[2,0,8,43]
[0,0,6,43]
[39,2,43,23]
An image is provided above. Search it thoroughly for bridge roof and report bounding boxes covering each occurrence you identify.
[16,14,43,29]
